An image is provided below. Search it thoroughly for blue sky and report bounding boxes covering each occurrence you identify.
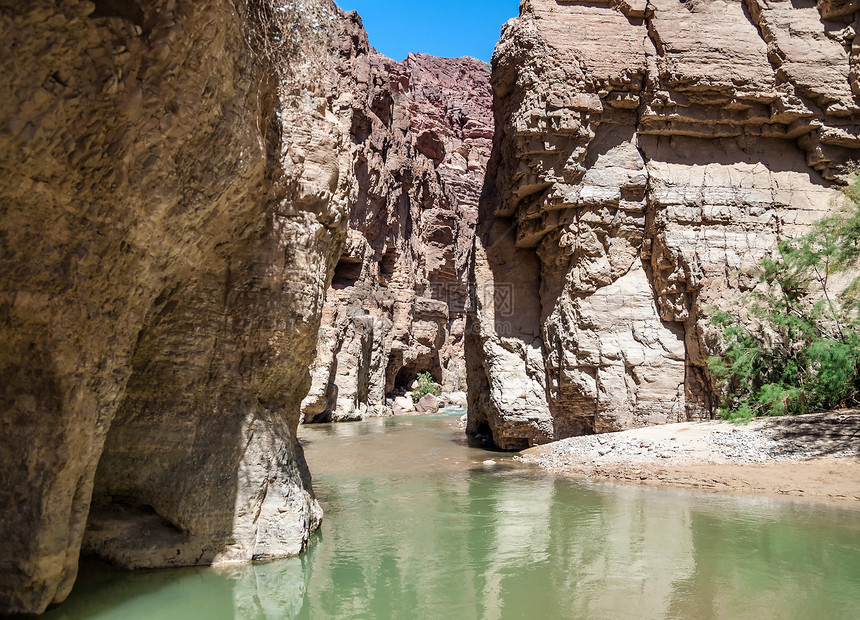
[335,1,521,62]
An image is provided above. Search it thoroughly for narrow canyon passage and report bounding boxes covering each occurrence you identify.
[4,0,860,615]
[47,412,860,619]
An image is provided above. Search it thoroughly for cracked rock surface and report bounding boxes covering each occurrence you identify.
[466,0,860,449]
[301,53,492,422]
[0,0,369,614]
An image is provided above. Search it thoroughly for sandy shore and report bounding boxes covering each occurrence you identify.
[516,411,860,505]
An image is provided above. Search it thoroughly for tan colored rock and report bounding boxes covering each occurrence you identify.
[414,394,440,414]
[301,53,492,422]
[0,0,367,615]
[393,395,416,414]
[467,0,860,449]
[444,391,468,407]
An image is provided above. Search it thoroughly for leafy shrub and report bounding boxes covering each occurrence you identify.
[708,173,860,421]
[412,372,441,403]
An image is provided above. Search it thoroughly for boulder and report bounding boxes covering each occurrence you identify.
[394,396,416,414]
[415,394,440,414]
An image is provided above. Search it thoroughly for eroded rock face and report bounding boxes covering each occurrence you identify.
[301,52,492,422]
[467,0,860,449]
[0,0,365,614]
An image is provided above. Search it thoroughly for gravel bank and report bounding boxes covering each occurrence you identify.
[516,411,860,504]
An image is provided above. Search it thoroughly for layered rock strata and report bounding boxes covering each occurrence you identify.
[467,0,860,449]
[301,52,492,422]
[0,0,366,614]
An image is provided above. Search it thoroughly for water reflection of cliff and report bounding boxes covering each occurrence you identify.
[297,418,859,620]
[47,417,860,619]
[44,551,316,619]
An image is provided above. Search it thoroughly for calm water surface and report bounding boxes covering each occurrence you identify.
[48,413,860,619]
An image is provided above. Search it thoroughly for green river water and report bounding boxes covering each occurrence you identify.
[47,412,860,619]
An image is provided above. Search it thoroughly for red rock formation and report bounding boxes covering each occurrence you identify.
[302,52,492,421]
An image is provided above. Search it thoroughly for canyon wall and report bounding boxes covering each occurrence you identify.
[301,53,492,422]
[467,0,860,449]
[0,0,367,614]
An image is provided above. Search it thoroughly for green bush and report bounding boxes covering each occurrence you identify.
[412,371,441,403]
[708,173,860,421]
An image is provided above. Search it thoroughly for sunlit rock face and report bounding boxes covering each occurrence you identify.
[0,0,369,614]
[466,0,860,449]
[301,52,492,422]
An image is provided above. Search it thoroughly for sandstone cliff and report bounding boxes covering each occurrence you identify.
[0,0,367,614]
[301,52,492,422]
[467,0,860,449]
